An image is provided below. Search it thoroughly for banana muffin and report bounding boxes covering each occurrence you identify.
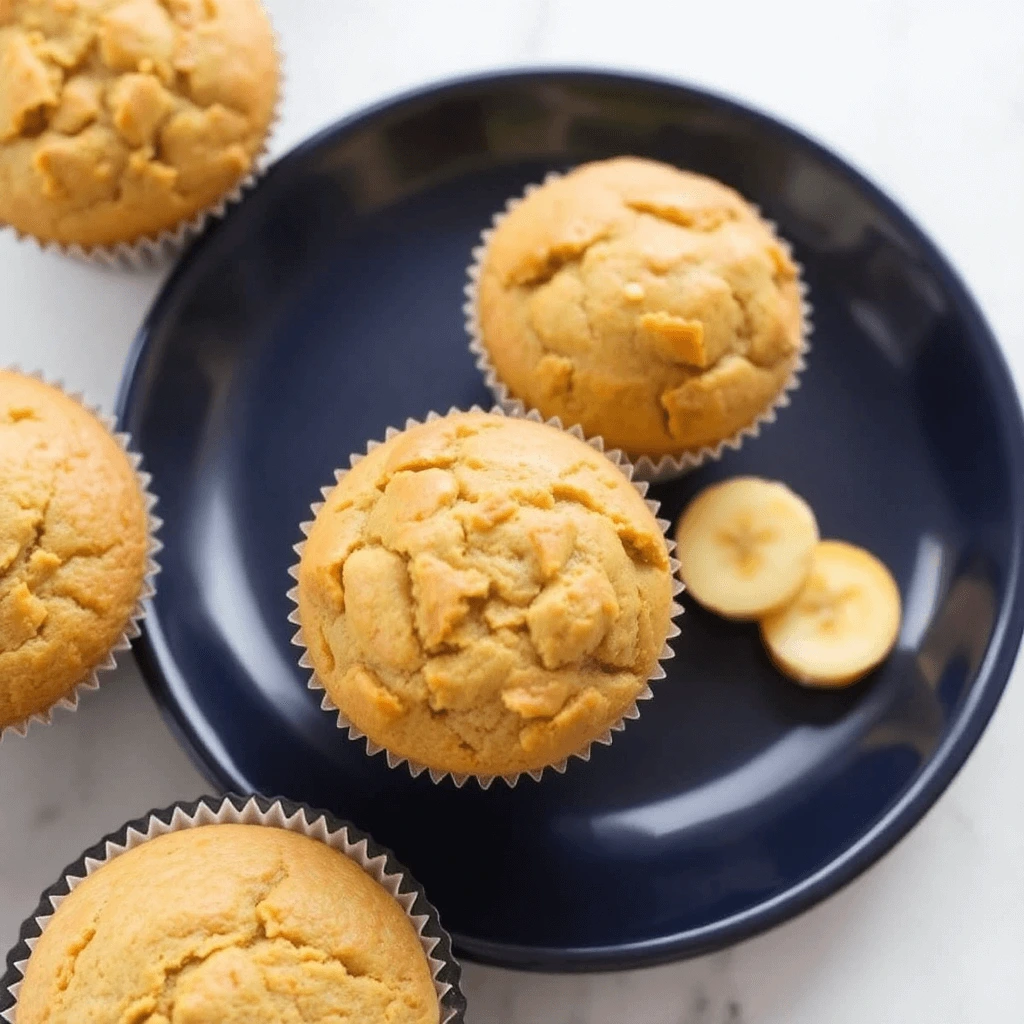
[296,412,675,778]
[0,0,278,249]
[15,824,440,1024]
[0,370,150,730]
[474,157,805,460]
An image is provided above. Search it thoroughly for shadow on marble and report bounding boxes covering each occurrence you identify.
[0,661,207,954]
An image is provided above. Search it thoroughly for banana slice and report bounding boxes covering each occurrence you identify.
[760,540,901,687]
[675,477,819,619]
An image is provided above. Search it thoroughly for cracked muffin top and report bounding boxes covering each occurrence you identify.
[0,0,278,248]
[476,157,804,458]
[0,370,149,729]
[16,824,440,1024]
[296,412,674,778]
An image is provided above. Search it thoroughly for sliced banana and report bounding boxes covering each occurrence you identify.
[675,477,819,619]
[760,540,901,688]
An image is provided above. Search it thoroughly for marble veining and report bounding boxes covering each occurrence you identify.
[2,2,1023,1021]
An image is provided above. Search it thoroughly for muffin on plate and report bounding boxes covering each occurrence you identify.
[14,823,441,1024]
[0,370,152,733]
[0,0,279,253]
[294,411,676,782]
[470,157,807,472]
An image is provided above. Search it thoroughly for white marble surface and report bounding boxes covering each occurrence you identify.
[2,2,1023,1021]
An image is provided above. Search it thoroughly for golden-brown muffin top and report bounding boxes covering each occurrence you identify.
[0,0,278,247]
[16,824,440,1024]
[477,157,804,457]
[297,412,674,778]
[0,370,149,728]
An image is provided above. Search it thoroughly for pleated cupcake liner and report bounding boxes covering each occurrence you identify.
[463,170,813,482]
[0,794,465,1024]
[0,22,285,269]
[286,404,684,790]
[0,367,162,742]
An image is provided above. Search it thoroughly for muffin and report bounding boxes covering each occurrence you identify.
[15,823,441,1024]
[472,156,805,464]
[0,370,150,731]
[0,0,278,252]
[295,411,676,780]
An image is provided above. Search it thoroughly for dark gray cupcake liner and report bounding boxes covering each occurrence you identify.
[0,793,465,1024]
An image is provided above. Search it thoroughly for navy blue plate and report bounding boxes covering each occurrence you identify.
[117,70,1024,971]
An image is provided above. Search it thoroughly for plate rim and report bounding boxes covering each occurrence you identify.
[116,66,1024,972]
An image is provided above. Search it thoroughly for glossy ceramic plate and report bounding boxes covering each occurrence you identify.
[117,70,1024,970]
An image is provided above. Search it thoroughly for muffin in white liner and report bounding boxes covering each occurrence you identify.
[287,405,684,790]
[3,124,277,269]
[464,169,813,482]
[0,368,161,741]
[0,794,465,1024]
[0,6,283,270]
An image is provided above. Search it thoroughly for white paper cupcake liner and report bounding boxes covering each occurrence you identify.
[0,794,465,1024]
[286,404,684,790]
[0,367,162,742]
[464,170,813,482]
[0,23,285,270]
